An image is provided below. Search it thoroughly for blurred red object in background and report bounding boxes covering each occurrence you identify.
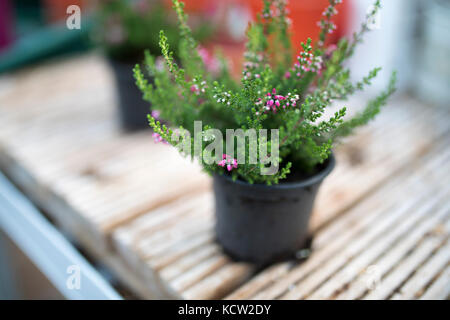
[43,0,84,23]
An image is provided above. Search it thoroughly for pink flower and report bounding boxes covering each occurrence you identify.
[293,47,322,77]
[325,44,338,57]
[257,90,300,114]
[218,154,238,171]
[190,84,200,95]
[152,132,162,143]
[151,110,160,119]
[198,47,220,75]
[152,132,167,144]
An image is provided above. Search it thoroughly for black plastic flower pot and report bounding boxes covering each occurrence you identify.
[213,154,335,266]
[109,59,152,131]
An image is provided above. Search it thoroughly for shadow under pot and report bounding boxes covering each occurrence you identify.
[108,59,152,131]
[213,154,335,266]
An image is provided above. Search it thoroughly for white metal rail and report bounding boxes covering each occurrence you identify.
[0,171,122,300]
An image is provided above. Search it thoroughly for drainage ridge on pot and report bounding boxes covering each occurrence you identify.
[213,153,335,266]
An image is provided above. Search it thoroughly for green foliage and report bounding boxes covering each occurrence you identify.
[135,0,396,185]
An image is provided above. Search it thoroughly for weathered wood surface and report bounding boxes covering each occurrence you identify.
[0,54,448,299]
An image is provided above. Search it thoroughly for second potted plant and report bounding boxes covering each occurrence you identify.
[134,0,396,265]
[94,0,213,130]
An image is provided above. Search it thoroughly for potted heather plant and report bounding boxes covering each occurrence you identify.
[94,0,212,130]
[134,0,396,265]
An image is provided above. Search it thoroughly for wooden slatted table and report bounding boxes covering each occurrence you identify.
[0,54,448,300]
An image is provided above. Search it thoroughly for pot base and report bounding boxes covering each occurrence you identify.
[217,234,314,267]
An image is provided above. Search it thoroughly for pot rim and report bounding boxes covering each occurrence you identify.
[214,152,336,190]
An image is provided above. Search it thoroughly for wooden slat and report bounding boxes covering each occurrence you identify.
[170,254,230,292]
[364,229,449,300]
[159,245,221,281]
[419,268,450,300]
[391,242,449,300]
[326,206,449,300]
[182,263,254,300]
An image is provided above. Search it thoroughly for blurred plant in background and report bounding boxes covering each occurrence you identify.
[92,0,217,130]
[93,0,214,62]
